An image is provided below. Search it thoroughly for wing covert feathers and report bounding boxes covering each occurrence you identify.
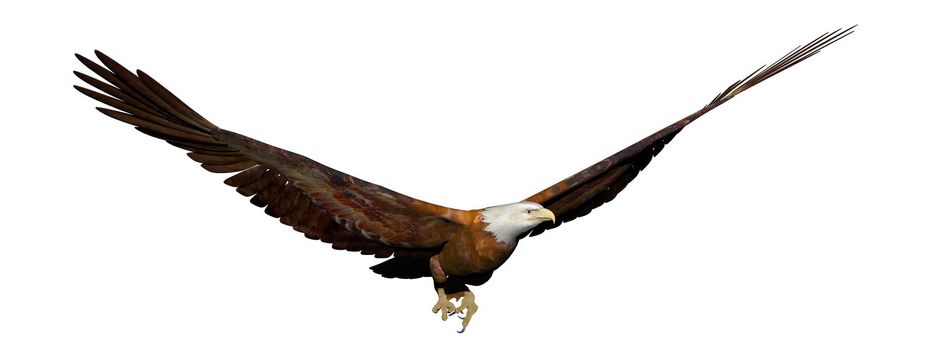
[74,51,462,258]
[523,26,855,237]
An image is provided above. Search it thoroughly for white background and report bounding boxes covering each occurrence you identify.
[2,1,930,349]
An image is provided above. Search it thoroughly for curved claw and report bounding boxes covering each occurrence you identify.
[453,291,477,332]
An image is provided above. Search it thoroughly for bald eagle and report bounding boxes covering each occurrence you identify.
[74,26,853,332]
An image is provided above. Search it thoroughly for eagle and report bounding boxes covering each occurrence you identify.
[74,26,853,333]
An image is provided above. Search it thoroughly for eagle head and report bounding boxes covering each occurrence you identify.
[480,202,556,243]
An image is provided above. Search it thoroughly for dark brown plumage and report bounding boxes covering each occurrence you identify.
[74,26,853,332]
[523,26,855,238]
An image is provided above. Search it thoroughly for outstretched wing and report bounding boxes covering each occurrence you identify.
[523,26,855,237]
[74,51,469,258]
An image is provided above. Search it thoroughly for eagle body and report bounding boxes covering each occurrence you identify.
[73,26,853,332]
[436,207,531,278]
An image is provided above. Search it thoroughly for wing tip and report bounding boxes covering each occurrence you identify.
[74,52,95,67]
[93,49,109,61]
[705,25,856,108]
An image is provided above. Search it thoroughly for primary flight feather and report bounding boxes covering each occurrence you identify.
[74,26,854,332]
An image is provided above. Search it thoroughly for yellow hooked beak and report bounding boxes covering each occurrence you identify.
[532,208,556,223]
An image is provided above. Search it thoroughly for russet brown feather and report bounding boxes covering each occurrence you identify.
[439,217,517,277]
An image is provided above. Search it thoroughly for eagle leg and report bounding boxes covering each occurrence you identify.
[429,255,456,320]
[429,255,479,332]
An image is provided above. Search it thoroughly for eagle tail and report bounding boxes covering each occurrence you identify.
[369,255,433,279]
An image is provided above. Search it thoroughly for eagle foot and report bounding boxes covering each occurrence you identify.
[453,291,478,333]
[432,289,456,321]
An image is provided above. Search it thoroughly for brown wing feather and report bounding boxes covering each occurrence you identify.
[524,26,855,237]
[74,51,467,258]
